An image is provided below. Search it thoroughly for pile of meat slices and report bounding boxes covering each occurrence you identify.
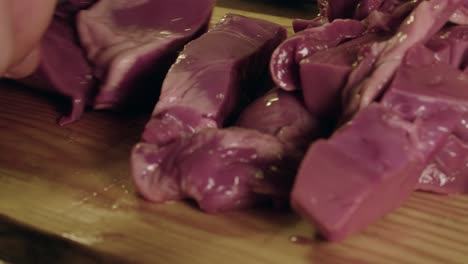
[15,0,468,241]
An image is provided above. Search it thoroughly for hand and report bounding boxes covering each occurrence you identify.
[0,0,57,78]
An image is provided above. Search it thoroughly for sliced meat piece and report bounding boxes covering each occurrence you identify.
[77,0,215,109]
[426,25,468,69]
[381,44,468,194]
[132,89,319,212]
[132,129,286,212]
[354,0,385,20]
[19,16,96,125]
[298,33,381,119]
[270,19,365,92]
[319,0,361,21]
[450,4,468,25]
[142,14,287,146]
[417,136,468,194]
[342,0,463,120]
[382,45,468,120]
[236,89,322,149]
[56,0,96,19]
[292,104,429,241]
[365,1,418,33]
[292,17,328,33]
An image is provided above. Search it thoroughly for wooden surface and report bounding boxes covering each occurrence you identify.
[1,2,468,264]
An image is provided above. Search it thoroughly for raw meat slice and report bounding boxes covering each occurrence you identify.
[56,0,96,19]
[132,90,319,212]
[426,25,468,69]
[417,136,468,194]
[19,16,96,125]
[292,18,328,33]
[236,89,322,149]
[270,19,365,92]
[142,14,287,146]
[342,0,463,120]
[132,129,286,211]
[298,33,381,119]
[382,45,468,194]
[292,104,427,241]
[318,0,361,21]
[77,0,215,109]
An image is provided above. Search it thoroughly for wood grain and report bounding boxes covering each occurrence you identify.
[0,2,468,264]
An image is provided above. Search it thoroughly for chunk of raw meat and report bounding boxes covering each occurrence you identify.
[291,104,447,241]
[19,16,96,125]
[142,14,287,146]
[342,0,463,120]
[237,89,322,149]
[132,129,286,212]
[417,136,468,194]
[382,46,468,121]
[317,0,361,21]
[132,89,319,212]
[270,19,367,118]
[77,0,215,109]
[56,0,96,19]
[426,25,468,69]
[382,45,468,194]
[270,19,365,92]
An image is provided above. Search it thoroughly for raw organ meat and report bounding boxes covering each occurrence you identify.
[132,89,319,212]
[77,0,215,108]
[142,14,287,146]
[19,15,96,125]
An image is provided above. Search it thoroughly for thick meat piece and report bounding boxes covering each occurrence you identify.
[426,25,468,69]
[270,19,365,92]
[237,89,321,149]
[270,19,366,118]
[418,136,468,194]
[292,105,461,240]
[142,14,287,146]
[382,45,468,194]
[342,0,463,120]
[132,90,319,212]
[318,0,361,21]
[132,129,286,212]
[291,104,442,241]
[56,0,96,19]
[19,16,96,125]
[382,46,468,120]
[77,0,215,108]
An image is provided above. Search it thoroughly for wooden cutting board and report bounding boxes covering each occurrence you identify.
[1,1,468,263]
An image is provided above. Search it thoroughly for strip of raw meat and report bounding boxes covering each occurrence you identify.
[418,136,468,194]
[19,16,96,125]
[132,89,319,212]
[292,104,429,241]
[342,0,463,120]
[270,19,365,92]
[382,45,468,194]
[77,0,215,109]
[426,25,468,69]
[142,14,287,146]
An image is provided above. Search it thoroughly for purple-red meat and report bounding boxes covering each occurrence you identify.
[132,89,319,212]
[341,0,463,120]
[292,104,429,241]
[270,19,366,118]
[417,136,468,194]
[142,14,287,146]
[77,0,215,109]
[292,39,468,240]
[426,25,468,70]
[19,15,96,125]
[382,44,468,194]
